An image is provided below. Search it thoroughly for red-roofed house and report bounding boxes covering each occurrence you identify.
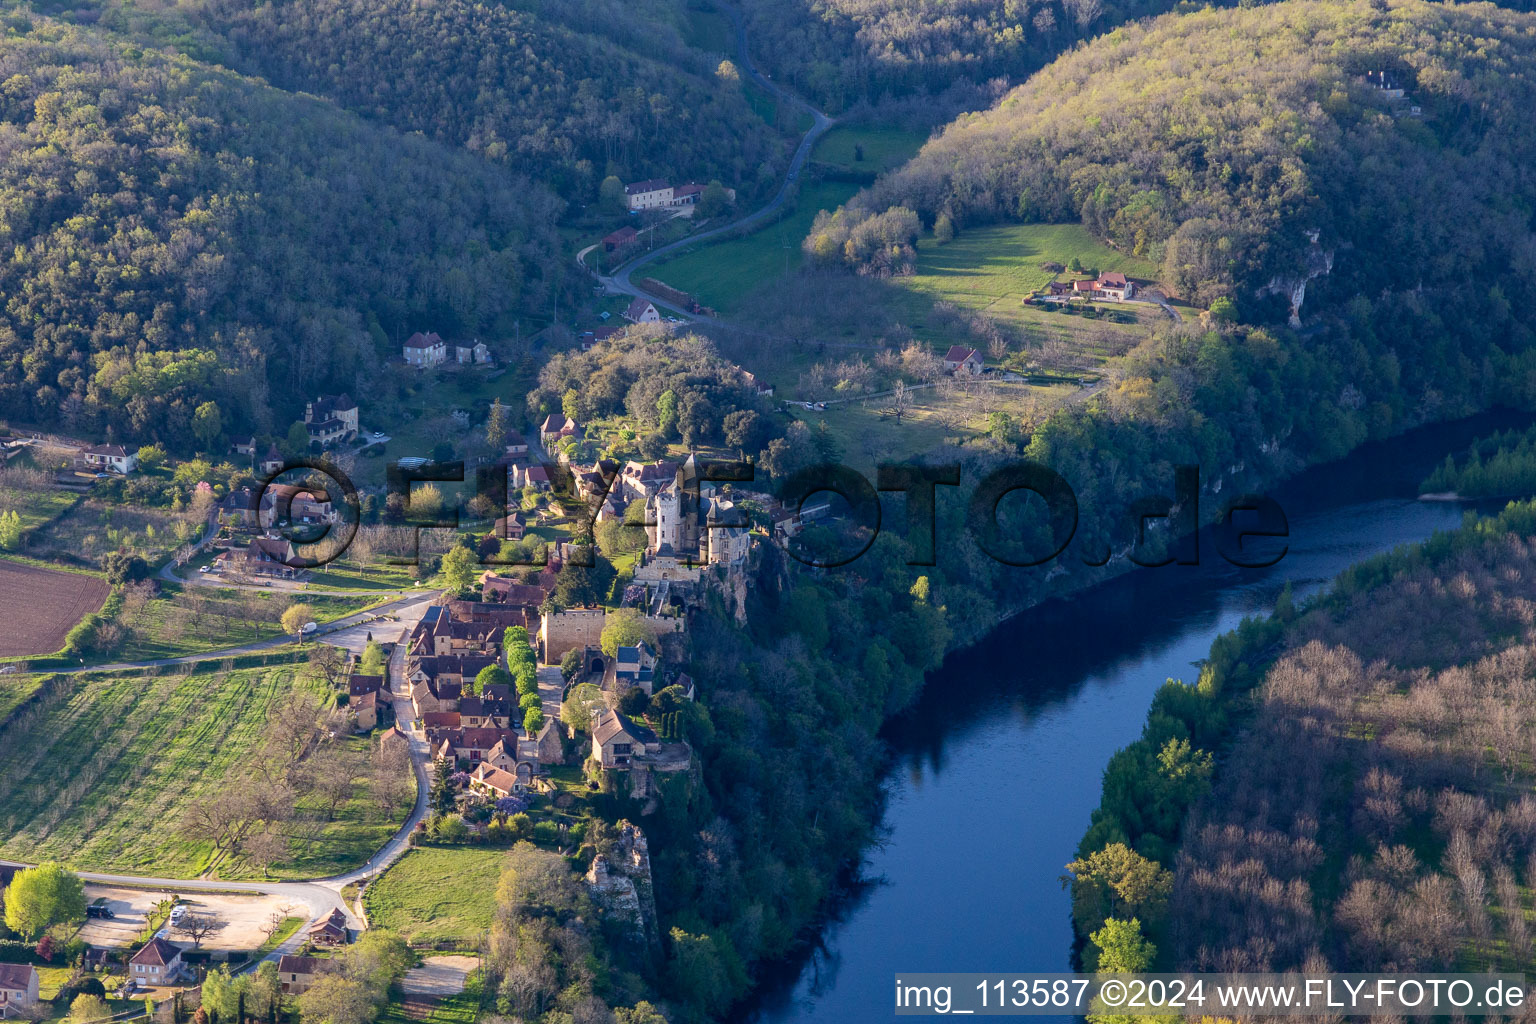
[129,937,188,986]
[942,346,983,375]
[1095,272,1136,301]
[403,331,448,367]
[0,964,39,1019]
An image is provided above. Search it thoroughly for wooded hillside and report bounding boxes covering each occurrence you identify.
[816,0,1536,316]
[0,17,567,443]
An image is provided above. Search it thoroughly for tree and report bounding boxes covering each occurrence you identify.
[358,640,387,676]
[2,862,86,939]
[102,551,150,584]
[890,379,912,424]
[281,604,316,637]
[561,683,604,732]
[308,644,348,688]
[599,175,627,215]
[297,975,374,1024]
[0,509,20,551]
[1064,843,1173,937]
[933,211,955,244]
[474,664,512,696]
[407,483,445,521]
[698,181,731,218]
[523,707,545,734]
[135,444,167,470]
[67,994,109,1024]
[485,398,508,450]
[715,59,740,85]
[1087,916,1156,973]
[1208,296,1238,324]
[560,647,582,684]
[286,421,312,457]
[617,687,649,717]
[600,609,659,657]
[193,401,224,450]
[439,546,480,594]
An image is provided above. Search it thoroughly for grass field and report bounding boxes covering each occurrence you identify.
[792,377,1079,467]
[0,674,47,723]
[0,476,79,535]
[0,666,406,879]
[646,180,858,313]
[27,499,193,568]
[683,2,733,55]
[811,124,929,175]
[108,587,381,662]
[363,846,506,945]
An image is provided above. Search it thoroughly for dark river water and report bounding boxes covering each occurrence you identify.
[749,410,1529,1023]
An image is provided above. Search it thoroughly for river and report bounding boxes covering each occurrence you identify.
[749,410,1529,1023]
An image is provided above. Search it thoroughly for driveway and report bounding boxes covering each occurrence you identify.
[402,956,479,998]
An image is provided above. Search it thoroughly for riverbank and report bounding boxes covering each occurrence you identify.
[747,407,1532,1023]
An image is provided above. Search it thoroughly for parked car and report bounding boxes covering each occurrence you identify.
[300,621,318,636]
[86,904,115,919]
[169,905,187,922]
[198,565,211,573]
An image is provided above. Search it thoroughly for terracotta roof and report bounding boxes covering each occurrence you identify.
[83,443,129,457]
[131,937,182,967]
[422,712,462,729]
[349,675,383,696]
[943,345,979,363]
[277,955,321,975]
[1098,272,1128,287]
[625,297,657,320]
[404,331,444,349]
[0,963,36,990]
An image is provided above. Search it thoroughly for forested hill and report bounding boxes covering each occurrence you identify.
[736,0,1179,111]
[0,15,565,442]
[815,0,1536,319]
[94,0,787,199]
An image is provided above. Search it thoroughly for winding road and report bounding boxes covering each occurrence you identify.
[577,2,835,321]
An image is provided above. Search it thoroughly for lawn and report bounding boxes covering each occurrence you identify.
[26,499,194,568]
[0,477,79,535]
[790,377,1080,468]
[0,674,46,724]
[683,2,732,55]
[106,587,382,662]
[255,916,305,957]
[812,124,929,176]
[0,666,408,879]
[363,846,507,945]
[645,180,859,313]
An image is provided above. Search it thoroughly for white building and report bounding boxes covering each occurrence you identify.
[625,179,674,211]
[81,444,138,474]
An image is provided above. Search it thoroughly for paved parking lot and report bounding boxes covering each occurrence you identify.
[77,885,308,953]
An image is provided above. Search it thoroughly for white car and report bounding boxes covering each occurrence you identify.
[198,565,211,573]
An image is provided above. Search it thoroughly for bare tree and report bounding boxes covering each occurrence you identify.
[174,911,222,948]
[890,379,912,425]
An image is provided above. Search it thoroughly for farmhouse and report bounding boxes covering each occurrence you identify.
[402,331,448,367]
[494,511,527,540]
[243,537,301,578]
[1095,272,1136,301]
[470,762,520,798]
[349,674,383,698]
[539,413,580,448]
[455,341,492,365]
[81,444,138,474]
[623,298,662,324]
[351,690,380,732]
[511,462,552,491]
[503,431,529,458]
[0,964,39,1019]
[277,955,322,995]
[129,937,188,986]
[624,179,673,211]
[308,908,348,946]
[943,346,983,375]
